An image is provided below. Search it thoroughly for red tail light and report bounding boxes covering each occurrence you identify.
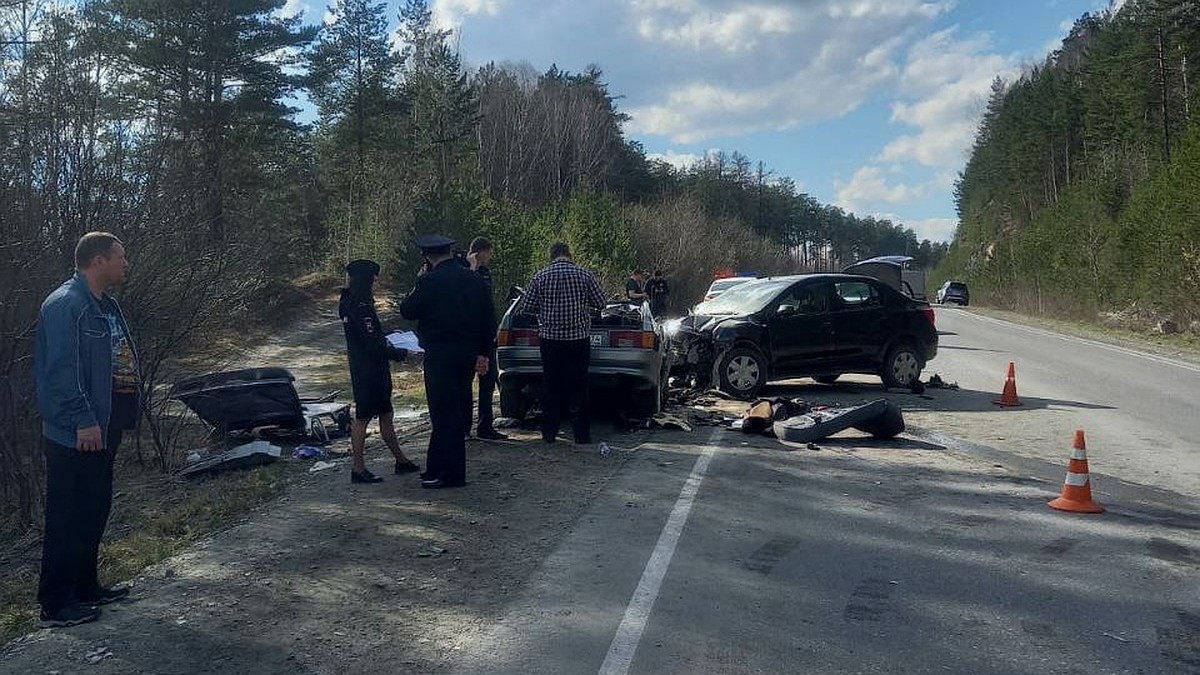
[608,331,657,349]
[500,328,539,346]
[922,307,936,327]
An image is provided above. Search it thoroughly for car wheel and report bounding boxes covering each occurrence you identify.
[814,374,840,385]
[718,346,767,399]
[499,384,529,421]
[880,343,922,388]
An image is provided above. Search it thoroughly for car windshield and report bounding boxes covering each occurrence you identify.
[695,279,793,315]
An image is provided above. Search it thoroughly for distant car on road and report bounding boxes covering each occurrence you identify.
[702,276,756,302]
[497,298,672,420]
[936,281,970,306]
[668,274,938,398]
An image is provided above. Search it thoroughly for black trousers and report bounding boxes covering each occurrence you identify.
[474,350,498,432]
[539,338,592,442]
[39,424,122,612]
[424,345,476,485]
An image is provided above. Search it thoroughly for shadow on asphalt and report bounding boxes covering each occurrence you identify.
[757,381,1117,413]
[625,432,1200,674]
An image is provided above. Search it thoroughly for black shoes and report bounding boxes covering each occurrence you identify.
[476,428,508,441]
[41,603,101,628]
[351,469,383,484]
[421,478,466,489]
[394,460,421,475]
[80,586,130,606]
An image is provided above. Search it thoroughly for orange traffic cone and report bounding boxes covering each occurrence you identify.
[1048,430,1104,514]
[993,362,1021,407]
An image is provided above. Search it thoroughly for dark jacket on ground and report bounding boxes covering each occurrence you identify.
[339,289,406,397]
[399,259,495,356]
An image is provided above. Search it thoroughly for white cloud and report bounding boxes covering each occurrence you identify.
[836,166,931,213]
[276,0,308,20]
[904,217,958,242]
[836,26,1014,225]
[647,151,703,169]
[624,0,954,143]
[878,28,1015,168]
[637,5,798,53]
[433,0,504,32]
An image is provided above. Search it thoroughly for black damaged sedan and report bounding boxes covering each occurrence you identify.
[666,274,938,398]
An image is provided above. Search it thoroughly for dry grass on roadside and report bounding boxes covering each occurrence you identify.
[0,273,429,647]
[0,462,295,645]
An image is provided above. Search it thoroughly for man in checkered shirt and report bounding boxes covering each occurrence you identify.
[515,242,607,444]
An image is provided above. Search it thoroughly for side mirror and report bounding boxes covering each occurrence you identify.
[777,305,797,317]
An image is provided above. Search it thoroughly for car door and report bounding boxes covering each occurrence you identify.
[767,281,836,375]
[828,279,891,368]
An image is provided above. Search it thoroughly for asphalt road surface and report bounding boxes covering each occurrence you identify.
[930,308,1200,496]
[451,310,1200,675]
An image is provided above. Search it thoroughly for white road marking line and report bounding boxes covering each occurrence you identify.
[942,309,1200,374]
[598,429,721,675]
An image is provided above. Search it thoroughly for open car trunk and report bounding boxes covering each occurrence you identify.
[170,367,350,442]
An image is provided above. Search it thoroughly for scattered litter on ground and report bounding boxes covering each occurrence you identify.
[649,413,692,432]
[741,398,811,435]
[493,417,522,429]
[599,442,611,456]
[308,460,341,474]
[85,646,112,664]
[292,445,327,460]
[1102,632,1130,643]
[926,374,959,389]
[179,441,282,479]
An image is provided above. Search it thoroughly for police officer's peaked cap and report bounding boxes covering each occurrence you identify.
[416,234,456,255]
[346,259,381,278]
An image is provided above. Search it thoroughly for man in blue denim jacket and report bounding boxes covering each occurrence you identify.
[35,232,140,627]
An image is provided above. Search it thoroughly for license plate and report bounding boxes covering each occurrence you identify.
[590,333,605,347]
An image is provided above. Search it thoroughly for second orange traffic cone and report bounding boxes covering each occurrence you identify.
[1048,430,1104,514]
[994,362,1021,407]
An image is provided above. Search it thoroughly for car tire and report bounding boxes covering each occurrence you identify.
[499,384,529,421]
[814,374,840,385]
[717,346,767,399]
[880,343,922,389]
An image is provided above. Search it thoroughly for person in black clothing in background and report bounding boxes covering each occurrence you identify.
[338,259,421,484]
[400,235,495,489]
[625,270,648,304]
[646,270,670,317]
[466,236,506,440]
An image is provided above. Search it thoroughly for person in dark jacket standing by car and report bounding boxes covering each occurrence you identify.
[35,232,138,628]
[338,259,421,484]
[646,270,670,317]
[516,243,607,445]
[466,236,506,440]
[400,235,495,489]
[625,270,648,304]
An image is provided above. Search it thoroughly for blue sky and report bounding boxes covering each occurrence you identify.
[281,0,1124,242]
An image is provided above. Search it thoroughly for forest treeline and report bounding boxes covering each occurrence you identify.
[938,0,1200,326]
[0,0,943,531]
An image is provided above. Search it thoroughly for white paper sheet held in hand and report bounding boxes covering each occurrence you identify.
[386,331,424,354]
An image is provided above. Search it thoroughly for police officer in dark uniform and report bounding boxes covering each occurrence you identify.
[399,236,495,489]
[339,259,422,484]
